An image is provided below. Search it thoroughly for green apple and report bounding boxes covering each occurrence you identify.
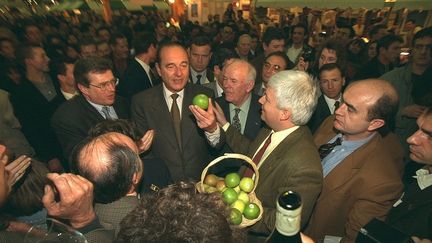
[222,188,238,205]
[229,208,242,225]
[231,199,246,213]
[192,94,209,110]
[239,177,254,193]
[243,202,260,220]
[237,191,250,204]
[225,173,240,188]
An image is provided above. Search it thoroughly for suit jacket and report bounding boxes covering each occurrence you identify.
[51,95,130,162]
[189,68,215,85]
[131,83,214,181]
[307,95,331,134]
[222,125,323,235]
[10,78,62,162]
[386,176,432,239]
[305,116,404,243]
[117,59,160,100]
[95,195,138,236]
[251,54,265,95]
[202,81,222,98]
[217,93,263,140]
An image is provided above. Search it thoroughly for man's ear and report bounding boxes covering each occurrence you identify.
[77,83,88,96]
[57,74,65,84]
[368,118,385,131]
[156,63,162,76]
[280,108,292,121]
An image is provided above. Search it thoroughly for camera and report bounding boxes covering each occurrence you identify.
[301,49,314,62]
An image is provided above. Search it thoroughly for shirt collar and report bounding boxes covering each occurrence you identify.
[162,83,185,100]
[229,94,252,112]
[413,166,432,190]
[134,57,151,73]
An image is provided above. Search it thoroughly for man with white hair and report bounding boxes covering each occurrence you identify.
[190,70,323,239]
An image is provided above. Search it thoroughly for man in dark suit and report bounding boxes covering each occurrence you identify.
[188,36,214,85]
[51,57,130,162]
[384,107,432,240]
[131,42,214,181]
[50,57,79,105]
[305,79,404,242]
[307,63,345,133]
[11,44,63,171]
[117,32,159,100]
[191,70,323,238]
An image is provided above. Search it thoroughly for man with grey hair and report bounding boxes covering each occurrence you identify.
[190,70,323,240]
[235,34,254,61]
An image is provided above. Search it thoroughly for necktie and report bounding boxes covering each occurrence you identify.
[171,94,182,150]
[244,133,272,177]
[334,101,340,113]
[102,106,112,119]
[196,74,202,85]
[232,108,241,133]
[318,137,342,160]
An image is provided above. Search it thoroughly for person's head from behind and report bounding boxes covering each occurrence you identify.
[262,51,291,85]
[133,32,158,64]
[407,108,432,164]
[210,48,236,86]
[116,181,243,243]
[188,35,212,73]
[71,132,143,204]
[260,70,318,131]
[88,119,144,149]
[74,57,117,106]
[319,63,345,100]
[222,59,256,107]
[377,34,403,63]
[334,79,399,140]
[4,160,48,216]
[262,27,285,56]
[156,42,189,93]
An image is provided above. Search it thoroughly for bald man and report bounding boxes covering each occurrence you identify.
[305,79,404,242]
[72,132,143,235]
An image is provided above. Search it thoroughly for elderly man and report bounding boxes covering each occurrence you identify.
[71,132,143,235]
[305,79,404,242]
[190,70,323,238]
[131,42,213,181]
[235,34,254,61]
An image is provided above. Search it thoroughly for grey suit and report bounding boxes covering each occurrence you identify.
[131,83,214,181]
[221,125,323,235]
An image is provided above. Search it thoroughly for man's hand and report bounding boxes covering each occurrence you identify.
[402,105,427,118]
[412,236,432,243]
[296,57,309,72]
[5,155,31,190]
[138,129,154,153]
[189,98,218,133]
[213,102,228,127]
[42,173,96,229]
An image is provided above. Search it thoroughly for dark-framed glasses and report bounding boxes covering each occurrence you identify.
[89,78,119,91]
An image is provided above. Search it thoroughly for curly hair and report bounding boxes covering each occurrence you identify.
[115,181,245,243]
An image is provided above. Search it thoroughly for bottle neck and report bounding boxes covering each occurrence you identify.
[275,202,302,236]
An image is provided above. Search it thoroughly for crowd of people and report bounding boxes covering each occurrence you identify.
[0,8,431,243]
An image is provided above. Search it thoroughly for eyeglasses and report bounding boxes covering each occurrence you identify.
[263,62,282,72]
[89,78,119,91]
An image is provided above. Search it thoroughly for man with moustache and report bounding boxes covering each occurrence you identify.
[131,42,213,181]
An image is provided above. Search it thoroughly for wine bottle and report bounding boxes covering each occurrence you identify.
[266,191,302,243]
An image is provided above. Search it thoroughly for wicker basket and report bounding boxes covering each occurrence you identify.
[196,153,263,228]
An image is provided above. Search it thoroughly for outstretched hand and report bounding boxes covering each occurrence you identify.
[189,98,218,133]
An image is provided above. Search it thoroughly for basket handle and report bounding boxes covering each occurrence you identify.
[200,153,259,192]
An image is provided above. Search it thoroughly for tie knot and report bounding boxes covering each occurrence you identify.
[234,108,241,115]
[334,101,340,109]
[318,137,342,160]
[171,93,179,100]
[196,74,202,79]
